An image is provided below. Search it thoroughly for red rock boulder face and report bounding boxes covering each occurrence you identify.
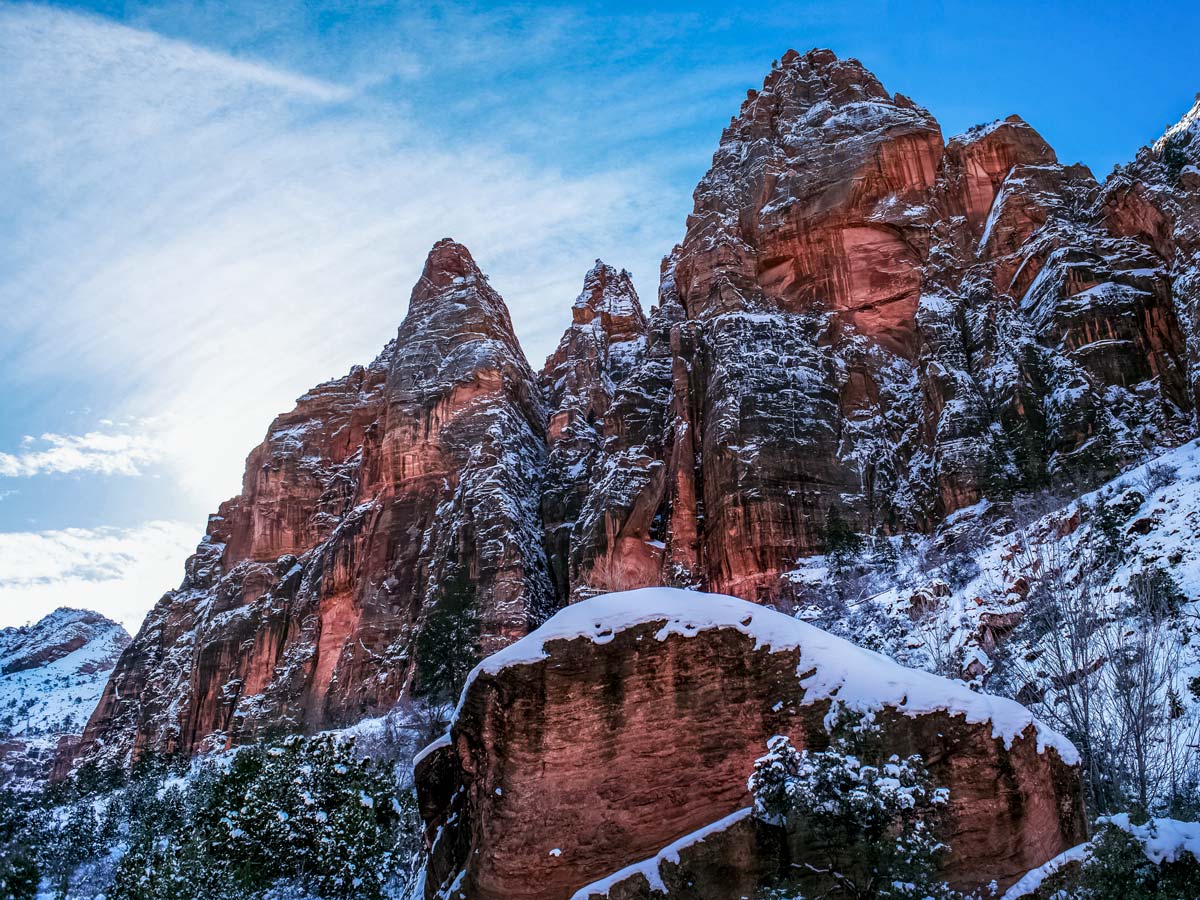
[1103,94,1200,410]
[415,589,1086,900]
[559,50,1195,605]
[65,240,553,771]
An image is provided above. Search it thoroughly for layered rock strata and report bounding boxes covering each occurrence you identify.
[416,588,1085,900]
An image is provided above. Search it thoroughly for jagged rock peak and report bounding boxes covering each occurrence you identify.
[571,260,644,326]
[404,238,522,346]
[948,114,1056,159]
[1155,92,1200,155]
[1,608,129,675]
[421,237,484,286]
[543,260,648,392]
[728,47,934,134]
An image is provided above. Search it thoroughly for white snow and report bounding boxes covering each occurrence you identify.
[0,608,130,782]
[569,807,753,899]
[1003,814,1200,898]
[1000,842,1089,899]
[414,730,452,767]
[452,587,1078,763]
[1103,813,1200,865]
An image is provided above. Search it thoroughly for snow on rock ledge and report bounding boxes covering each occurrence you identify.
[417,588,1086,900]
[1002,815,1200,898]
[457,588,1079,763]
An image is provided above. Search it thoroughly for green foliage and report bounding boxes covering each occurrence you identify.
[39,733,426,900]
[823,506,864,577]
[1072,819,1200,899]
[869,532,899,575]
[415,566,481,705]
[37,800,103,899]
[1163,132,1192,182]
[748,709,962,900]
[982,419,1049,501]
[0,791,40,900]
[1086,488,1143,567]
[1127,566,1187,621]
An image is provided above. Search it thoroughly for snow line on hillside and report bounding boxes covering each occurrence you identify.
[568,807,753,899]
[441,587,1079,764]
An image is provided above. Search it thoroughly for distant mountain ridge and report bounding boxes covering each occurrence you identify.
[0,607,129,788]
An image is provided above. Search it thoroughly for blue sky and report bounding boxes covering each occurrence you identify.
[0,0,1197,631]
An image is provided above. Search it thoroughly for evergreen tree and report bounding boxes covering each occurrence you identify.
[1069,818,1200,899]
[415,566,482,705]
[749,709,959,900]
[0,791,39,900]
[1163,132,1192,182]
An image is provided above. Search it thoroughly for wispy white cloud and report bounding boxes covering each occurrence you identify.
[0,3,676,518]
[0,521,198,632]
[0,4,685,631]
[0,430,162,478]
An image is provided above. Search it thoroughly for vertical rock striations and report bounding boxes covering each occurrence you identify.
[541,263,648,599]
[62,52,1200,778]
[550,49,1196,605]
[65,240,551,770]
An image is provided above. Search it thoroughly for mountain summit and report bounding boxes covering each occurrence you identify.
[61,51,1200,829]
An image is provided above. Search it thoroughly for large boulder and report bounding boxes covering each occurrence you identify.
[416,588,1085,900]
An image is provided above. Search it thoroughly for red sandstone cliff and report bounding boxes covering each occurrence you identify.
[65,241,552,770]
[557,49,1194,604]
[61,51,1200,779]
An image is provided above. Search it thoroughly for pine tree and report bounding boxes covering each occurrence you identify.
[1069,819,1200,899]
[0,791,39,900]
[749,709,959,900]
[415,565,482,705]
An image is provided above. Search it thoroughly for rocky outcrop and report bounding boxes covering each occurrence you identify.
[415,589,1086,900]
[541,263,648,598]
[62,240,552,772]
[572,809,783,900]
[0,609,129,787]
[63,50,1200,783]
[556,49,1197,605]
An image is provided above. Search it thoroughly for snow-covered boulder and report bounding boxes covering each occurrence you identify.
[415,588,1085,900]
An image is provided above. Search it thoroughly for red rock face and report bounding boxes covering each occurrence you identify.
[556,50,1196,605]
[541,263,648,599]
[64,241,552,771]
[63,52,1200,783]
[416,593,1085,900]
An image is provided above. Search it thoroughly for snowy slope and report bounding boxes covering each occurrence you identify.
[0,607,129,787]
[785,439,1200,811]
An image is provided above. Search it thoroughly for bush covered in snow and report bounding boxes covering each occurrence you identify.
[8,734,424,900]
[1008,815,1200,899]
[748,709,969,900]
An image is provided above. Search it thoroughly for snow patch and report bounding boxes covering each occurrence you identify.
[453,588,1078,764]
[569,807,753,899]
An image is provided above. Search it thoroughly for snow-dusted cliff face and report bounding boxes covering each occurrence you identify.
[63,240,552,774]
[60,50,1200,779]
[567,49,1195,604]
[0,608,129,787]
